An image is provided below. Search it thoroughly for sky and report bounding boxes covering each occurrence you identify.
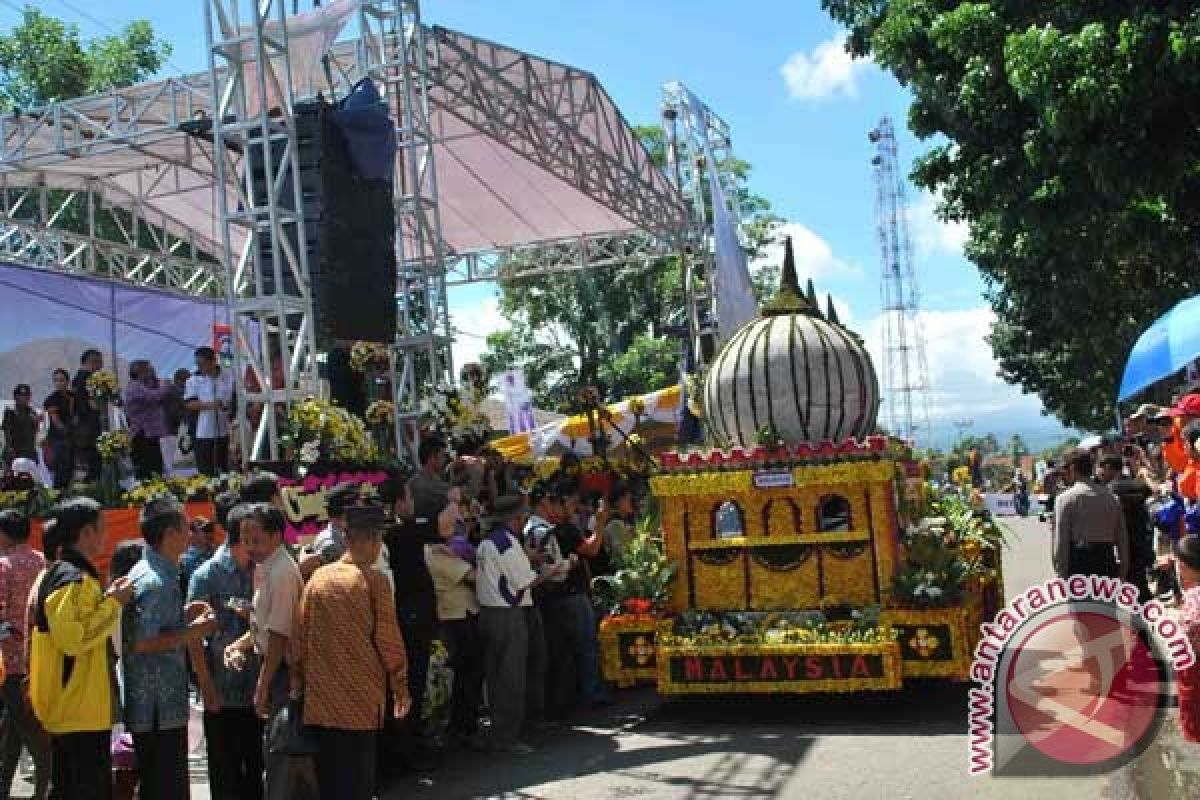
[14,0,1080,449]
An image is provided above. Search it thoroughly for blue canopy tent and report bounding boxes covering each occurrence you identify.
[1118,293,1200,401]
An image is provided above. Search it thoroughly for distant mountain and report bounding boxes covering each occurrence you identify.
[927,408,1083,453]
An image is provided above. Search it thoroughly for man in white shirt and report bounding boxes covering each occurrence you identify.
[227,503,312,799]
[184,346,234,476]
[476,495,546,755]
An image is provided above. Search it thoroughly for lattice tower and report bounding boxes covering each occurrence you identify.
[869,117,931,446]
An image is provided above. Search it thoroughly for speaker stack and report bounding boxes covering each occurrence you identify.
[245,99,397,350]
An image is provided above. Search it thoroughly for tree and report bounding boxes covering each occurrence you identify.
[1007,433,1029,463]
[0,8,170,109]
[480,124,782,412]
[822,1,1200,430]
[0,9,179,267]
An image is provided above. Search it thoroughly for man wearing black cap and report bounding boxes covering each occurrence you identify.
[378,474,440,775]
[1,384,38,467]
[299,481,360,580]
[290,504,410,800]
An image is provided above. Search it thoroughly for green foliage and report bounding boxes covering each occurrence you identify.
[590,514,677,615]
[0,10,196,278]
[822,0,1200,429]
[0,8,171,109]
[600,334,679,402]
[893,491,1005,607]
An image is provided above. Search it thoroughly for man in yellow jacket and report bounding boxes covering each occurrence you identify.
[29,498,134,800]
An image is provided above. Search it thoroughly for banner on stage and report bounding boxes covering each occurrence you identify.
[500,369,536,434]
[213,324,233,367]
[984,493,1017,516]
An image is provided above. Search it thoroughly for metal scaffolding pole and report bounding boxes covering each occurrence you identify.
[204,0,321,465]
[661,81,740,368]
[357,0,453,462]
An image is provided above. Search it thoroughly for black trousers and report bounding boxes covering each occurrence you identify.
[387,623,432,760]
[130,433,164,479]
[204,707,264,800]
[0,674,50,800]
[314,728,376,800]
[1067,543,1119,579]
[47,436,73,489]
[195,436,229,476]
[50,731,111,800]
[131,727,188,800]
[442,615,484,736]
[524,606,547,724]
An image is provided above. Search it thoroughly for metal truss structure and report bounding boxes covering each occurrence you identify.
[870,116,931,447]
[204,0,319,462]
[426,27,686,242]
[0,0,744,464]
[0,183,222,296]
[353,0,454,459]
[661,81,743,367]
[443,230,672,285]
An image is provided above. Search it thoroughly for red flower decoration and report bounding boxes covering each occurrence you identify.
[623,598,653,615]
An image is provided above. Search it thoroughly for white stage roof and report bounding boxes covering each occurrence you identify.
[0,19,687,276]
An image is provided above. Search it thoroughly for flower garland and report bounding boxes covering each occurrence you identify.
[123,475,216,507]
[96,430,131,462]
[349,341,390,373]
[649,460,895,497]
[659,608,896,648]
[86,370,119,401]
[0,487,60,514]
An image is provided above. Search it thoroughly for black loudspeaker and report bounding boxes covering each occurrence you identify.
[246,100,397,349]
[325,345,366,417]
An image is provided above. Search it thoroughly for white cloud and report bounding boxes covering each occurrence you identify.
[751,221,862,284]
[449,295,508,369]
[863,306,1045,427]
[908,191,969,258]
[781,34,872,101]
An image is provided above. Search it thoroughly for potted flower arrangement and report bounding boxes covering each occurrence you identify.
[593,519,677,687]
[349,341,391,374]
[421,383,490,455]
[95,429,131,506]
[283,397,377,472]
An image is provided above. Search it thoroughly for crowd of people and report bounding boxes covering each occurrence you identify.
[0,429,638,799]
[1,345,240,488]
[1036,391,1200,746]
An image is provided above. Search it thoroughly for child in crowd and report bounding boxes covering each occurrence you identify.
[1174,534,1200,742]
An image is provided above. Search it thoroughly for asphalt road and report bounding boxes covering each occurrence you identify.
[13,515,1185,799]
[388,515,1120,800]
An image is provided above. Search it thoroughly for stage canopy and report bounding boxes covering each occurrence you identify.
[0,9,687,290]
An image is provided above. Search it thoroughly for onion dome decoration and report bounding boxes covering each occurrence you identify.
[702,237,880,448]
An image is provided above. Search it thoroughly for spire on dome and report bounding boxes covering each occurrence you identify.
[762,236,821,318]
[826,294,840,325]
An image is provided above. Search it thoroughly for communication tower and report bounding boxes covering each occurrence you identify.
[869,117,932,446]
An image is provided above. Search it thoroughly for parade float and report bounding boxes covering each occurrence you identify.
[598,239,1005,695]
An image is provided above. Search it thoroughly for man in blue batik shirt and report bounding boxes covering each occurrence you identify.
[123,496,217,800]
[187,502,265,800]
